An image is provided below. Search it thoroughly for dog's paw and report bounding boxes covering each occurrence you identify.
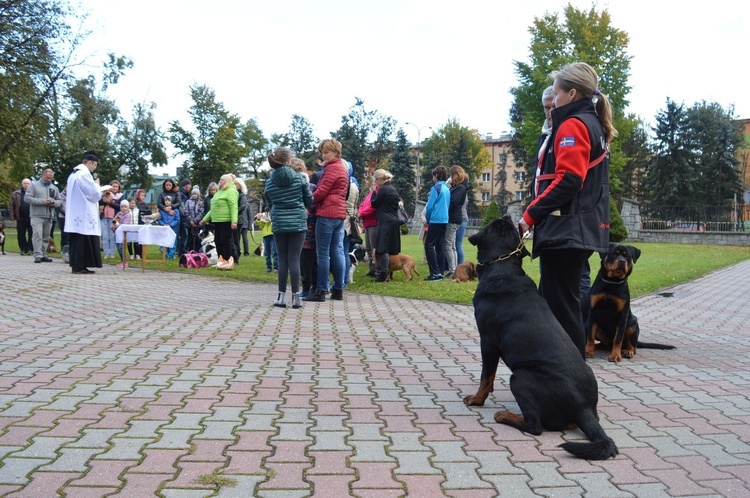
[585,348,595,358]
[463,394,486,406]
[623,349,635,358]
[608,352,622,363]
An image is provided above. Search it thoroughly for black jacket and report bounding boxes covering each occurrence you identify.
[528,98,610,258]
[448,180,468,224]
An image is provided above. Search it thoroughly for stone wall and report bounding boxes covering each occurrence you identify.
[621,198,750,246]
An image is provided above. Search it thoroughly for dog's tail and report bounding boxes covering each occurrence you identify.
[636,341,676,350]
[559,411,618,460]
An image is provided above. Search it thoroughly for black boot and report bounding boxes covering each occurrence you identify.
[291,292,301,309]
[273,292,286,308]
[373,272,388,283]
[303,290,326,302]
[330,288,343,301]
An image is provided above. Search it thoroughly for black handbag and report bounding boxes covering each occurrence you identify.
[397,206,409,225]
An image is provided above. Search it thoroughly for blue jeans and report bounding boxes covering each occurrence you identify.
[456,220,468,264]
[263,235,278,270]
[100,218,116,257]
[315,216,346,292]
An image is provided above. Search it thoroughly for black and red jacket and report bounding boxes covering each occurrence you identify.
[523,98,610,258]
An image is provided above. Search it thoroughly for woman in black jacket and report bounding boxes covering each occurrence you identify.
[370,169,401,283]
[445,165,468,278]
[518,62,616,358]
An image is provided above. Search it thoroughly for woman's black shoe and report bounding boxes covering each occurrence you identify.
[330,289,343,300]
[303,290,326,302]
[373,272,388,283]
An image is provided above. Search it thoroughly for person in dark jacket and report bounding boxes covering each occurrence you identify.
[445,165,468,278]
[519,62,616,358]
[232,178,249,264]
[264,147,314,309]
[10,179,33,255]
[369,169,401,282]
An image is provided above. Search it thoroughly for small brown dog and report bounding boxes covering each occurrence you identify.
[388,254,420,281]
[47,236,58,254]
[453,261,477,282]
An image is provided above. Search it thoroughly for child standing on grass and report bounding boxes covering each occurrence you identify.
[256,210,278,272]
[158,196,180,259]
[111,199,132,268]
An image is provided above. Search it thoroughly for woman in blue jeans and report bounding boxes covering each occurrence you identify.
[304,138,349,303]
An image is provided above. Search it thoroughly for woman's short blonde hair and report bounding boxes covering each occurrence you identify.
[318,138,342,157]
[219,173,236,189]
[373,169,393,182]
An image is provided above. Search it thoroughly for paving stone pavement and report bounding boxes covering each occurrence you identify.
[1,253,749,497]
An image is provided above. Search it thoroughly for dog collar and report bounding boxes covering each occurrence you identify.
[477,240,526,268]
[600,277,626,285]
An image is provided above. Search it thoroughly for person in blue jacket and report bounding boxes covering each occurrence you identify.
[423,165,450,281]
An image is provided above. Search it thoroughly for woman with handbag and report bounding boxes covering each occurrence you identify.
[370,169,401,283]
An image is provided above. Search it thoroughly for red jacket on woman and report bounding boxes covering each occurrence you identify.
[357,191,378,228]
[312,158,348,219]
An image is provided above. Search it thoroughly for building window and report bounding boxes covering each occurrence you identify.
[481,192,490,202]
[515,191,524,201]
[482,173,491,182]
[515,171,524,183]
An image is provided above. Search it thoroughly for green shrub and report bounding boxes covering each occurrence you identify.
[481,201,501,227]
[609,197,627,242]
[400,223,410,235]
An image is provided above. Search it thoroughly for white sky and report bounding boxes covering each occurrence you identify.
[75,0,749,175]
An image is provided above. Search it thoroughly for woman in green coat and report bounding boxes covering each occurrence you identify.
[200,173,238,266]
[263,147,314,309]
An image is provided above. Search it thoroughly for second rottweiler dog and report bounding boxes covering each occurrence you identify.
[587,243,675,362]
[464,215,617,460]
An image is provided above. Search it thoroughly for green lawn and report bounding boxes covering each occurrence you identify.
[8,230,750,305]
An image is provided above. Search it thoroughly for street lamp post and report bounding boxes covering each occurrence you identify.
[405,122,432,210]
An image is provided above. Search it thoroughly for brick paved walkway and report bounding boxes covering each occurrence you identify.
[0,253,749,497]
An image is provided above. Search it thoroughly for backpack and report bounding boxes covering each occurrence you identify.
[179,250,210,268]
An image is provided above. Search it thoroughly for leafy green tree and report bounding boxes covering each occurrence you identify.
[283,114,318,170]
[169,84,247,190]
[685,101,743,207]
[618,121,650,201]
[419,118,492,214]
[114,102,167,191]
[609,198,627,241]
[239,118,268,179]
[41,76,120,184]
[0,0,75,162]
[388,129,416,213]
[509,5,635,198]
[643,99,695,206]
[332,98,396,185]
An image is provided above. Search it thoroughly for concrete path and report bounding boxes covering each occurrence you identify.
[0,253,749,497]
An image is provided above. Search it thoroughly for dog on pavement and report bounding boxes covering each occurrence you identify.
[452,261,477,282]
[587,243,675,362]
[463,215,618,460]
[387,253,420,282]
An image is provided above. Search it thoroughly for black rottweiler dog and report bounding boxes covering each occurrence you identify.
[587,243,675,362]
[464,215,618,460]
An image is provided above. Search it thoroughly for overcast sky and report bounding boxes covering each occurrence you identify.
[76,0,749,175]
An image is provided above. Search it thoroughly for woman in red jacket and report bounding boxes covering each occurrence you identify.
[304,139,349,303]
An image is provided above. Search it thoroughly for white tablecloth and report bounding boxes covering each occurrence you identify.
[115,224,176,247]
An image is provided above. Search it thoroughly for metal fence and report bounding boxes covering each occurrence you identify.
[640,204,750,232]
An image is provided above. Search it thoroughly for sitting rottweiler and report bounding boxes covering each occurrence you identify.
[463,215,617,460]
[587,243,675,362]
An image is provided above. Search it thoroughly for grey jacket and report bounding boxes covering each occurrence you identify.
[24,179,62,219]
